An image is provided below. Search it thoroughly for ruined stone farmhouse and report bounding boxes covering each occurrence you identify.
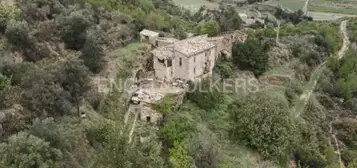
[140,29,247,82]
[135,29,247,124]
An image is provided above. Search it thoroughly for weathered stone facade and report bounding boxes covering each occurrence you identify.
[149,35,217,82]
[136,29,247,124]
[140,29,159,46]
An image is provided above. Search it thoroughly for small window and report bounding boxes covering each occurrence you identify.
[158,59,165,64]
[179,58,182,67]
[193,68,196,75]
[194,57,196,63]
[167,59,172,67]
[146,116,151,122]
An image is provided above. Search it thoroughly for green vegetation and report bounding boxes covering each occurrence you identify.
[254,22,341,54]
[348,19,357,43]
[229,92,297,160]
[0,132,63,168]
[0,3,19,33]
[196,20,220,37]
[0,0,355,167]
[232,38,271,76]
[193,5,242,32]
[328,49,357,100]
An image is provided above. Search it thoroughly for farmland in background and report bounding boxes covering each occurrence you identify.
[172,0,219,11]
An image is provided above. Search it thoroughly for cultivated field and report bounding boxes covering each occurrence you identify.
[172,0,219,11]
[267,0,357,15]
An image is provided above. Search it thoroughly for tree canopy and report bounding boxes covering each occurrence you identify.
[232,38,270,76]
[228,92,297,160]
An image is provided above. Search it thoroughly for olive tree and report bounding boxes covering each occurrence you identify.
[0,132,63,168]
[61,59,91,115]
[81,32,107,73]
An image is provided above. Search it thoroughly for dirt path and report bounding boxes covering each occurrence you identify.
[302,0,310,15]
[128,112,138,143]
[294,20,349,118]
[329,123,345,168]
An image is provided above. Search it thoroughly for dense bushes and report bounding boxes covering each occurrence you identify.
[193,5,242,32]
[254,22,341,55]
[81,31,107,73]
[275,9,312,24]
[0,132,63,168]
[328,49,357,100]
[186,78,224,111]
[196,20,220,37]
[0,3,19,33]
[232,38,271,76]
[59,11,93,50]
[348,19,357,43]
[228,92,297,160]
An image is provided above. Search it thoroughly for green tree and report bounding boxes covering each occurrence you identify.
[29,118,66,149]
[348,159,357,168]
[189,125,218,168]
[94,120,164,168]
[81,32,107,73]
[0,3,19,33]
[229,92,297,160]
[62,59,91,115]
[232,38,270,76]
[5,20,33,49]
[169,141,193,168]
[0,132,63,168]
[162,116,195,147]
[19,0,65,22]
[144,11,165,30]
[332,49,357,100]
[0,74,20,108]
[324,146,339,167]
[0,74,11,91]
[216,5,242,31]
[197,20,220,37]
[152,95,175,115]
[186,78,224,111]
[60,12,92,50]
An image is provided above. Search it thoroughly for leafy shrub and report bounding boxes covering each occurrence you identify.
[60,12,93,50]
[19,0,65,22]
[232,38,270,76]
[162,116,195,148]
[228,92,297,160]
[214,61,233,78]
[81,32,107,73]
[342,150,357,166]
[196,20,220,37]
[0,3,19,33]
[169,141,194,168]
[5,20,33,50]
[186,78,224,111]
[0,132,63,168]
[29,118,66,149]
[152,95,175,115]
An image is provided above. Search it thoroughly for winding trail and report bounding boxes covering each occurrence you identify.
[302,0,310,15]
[294,20,349,118]
[329,123,345,168]
[293,20,349,168]
[128,113,138,143]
